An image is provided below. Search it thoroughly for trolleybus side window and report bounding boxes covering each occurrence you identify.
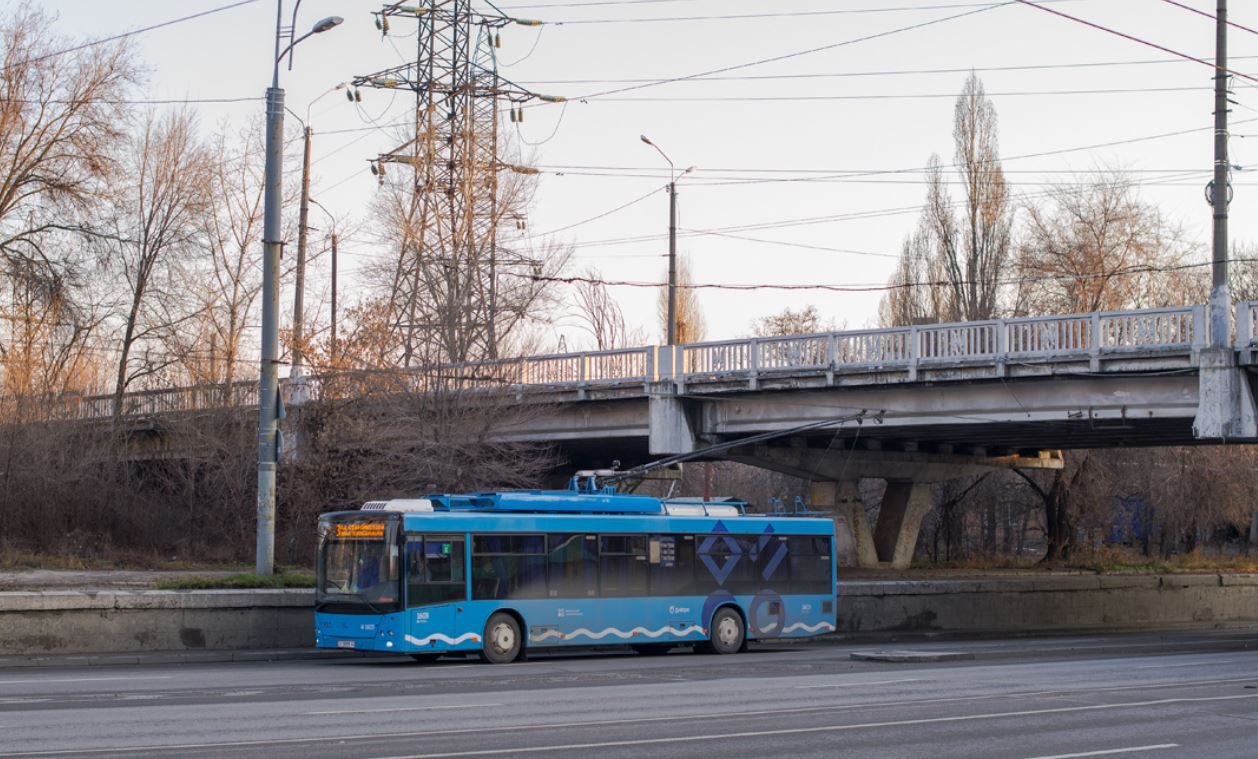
[787,535,833,594]
[599,535,649,596]
[547,534,598,597]
[472,534,547,600]
[647,534,695,595]
[406,535,466,606]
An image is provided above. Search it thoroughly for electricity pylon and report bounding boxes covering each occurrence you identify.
[352,2,559,363]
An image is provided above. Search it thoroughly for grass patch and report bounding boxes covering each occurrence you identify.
[154,572,314,590]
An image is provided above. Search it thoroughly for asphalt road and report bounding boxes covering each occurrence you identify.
[3,629,1258,758]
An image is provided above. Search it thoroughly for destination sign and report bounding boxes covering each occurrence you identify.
[334,522,385,539]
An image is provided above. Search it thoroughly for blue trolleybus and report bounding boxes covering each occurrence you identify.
[315,475,837,663]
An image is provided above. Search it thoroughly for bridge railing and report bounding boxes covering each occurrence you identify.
[679,305,1204,381]
[37,305,1215,420]
[1240,301,1258,349]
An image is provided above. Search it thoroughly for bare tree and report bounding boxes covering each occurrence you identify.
[0,5,135,402]
[750,305,838,337]
[657,256,705,343]
[1015,172,1189,315]
[881,73,1012,325]
[97,109,211,415]
[174,123,266,386]
[572,265,633,350]
[363,158,568,367]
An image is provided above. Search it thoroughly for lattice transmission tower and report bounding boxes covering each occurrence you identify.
[351,2,556,364]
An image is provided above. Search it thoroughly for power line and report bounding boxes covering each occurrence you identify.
[521,258,1258,294]
[1015,0,1258,84]
[590,85,1208,102]
[523,186,661,239]
[545,0,1078,25]
[567,1,1015,101]
[8,97,260,106]
[519,54,1258,86]
[7,0,262,69]
[1159,0,1258,37]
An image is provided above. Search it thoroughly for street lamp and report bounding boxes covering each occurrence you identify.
[257,2,342,576]
[640,135,693,346]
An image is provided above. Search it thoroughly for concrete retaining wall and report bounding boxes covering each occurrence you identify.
[838,574,1258,633]
[0,589,312,655]
[2,575,1257,656]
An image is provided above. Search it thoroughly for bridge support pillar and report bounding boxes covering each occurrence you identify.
[1194,348,1258,439]
[873,481,933,570]
[648,393,697,455]
[809,481,877,568]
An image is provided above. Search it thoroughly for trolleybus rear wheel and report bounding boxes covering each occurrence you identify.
[706,608,744,655]
[481,612,522,664]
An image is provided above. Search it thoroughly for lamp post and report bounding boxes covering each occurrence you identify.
[640,135,692,346]
[257,2,342,576]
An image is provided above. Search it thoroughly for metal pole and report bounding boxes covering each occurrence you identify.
[330,231,338,361]
[667,181,677,346]
[292,126,312,375]
[256,0,285,577]
[1210,0,1230,349]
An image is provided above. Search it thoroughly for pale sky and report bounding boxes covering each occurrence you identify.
[24,0,1258,350]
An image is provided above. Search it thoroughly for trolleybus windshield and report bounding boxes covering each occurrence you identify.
[316,516,401,614]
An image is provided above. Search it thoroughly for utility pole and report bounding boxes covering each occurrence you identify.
[667,179,677,346]
[292,125,313,376]
[330,231,339,362]
[640,134,691,346]
[1209,0,1230,349]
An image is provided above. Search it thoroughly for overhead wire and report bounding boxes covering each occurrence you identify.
[518,54,1258,86]
[4,0,262,69]
[562,1,1017,102]
[516,258,1258,294]
[1014,0,1258,84]
[1159,0,1258,37]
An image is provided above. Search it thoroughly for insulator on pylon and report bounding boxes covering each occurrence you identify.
[509,108,517,123]
[370,162,378,176]
[517,107,524,123]
[495,33,501,48]
[375,16,382,30]
[382,17,390,34]
[346,88,355,102]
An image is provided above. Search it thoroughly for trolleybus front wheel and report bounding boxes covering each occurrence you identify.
[481,612,522,664]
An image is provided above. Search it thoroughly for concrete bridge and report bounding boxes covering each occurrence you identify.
[40,302,1258,570]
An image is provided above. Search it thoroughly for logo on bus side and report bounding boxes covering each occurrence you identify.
[557,608,583,618]
[416,612,430,623]
[668,606,691,615]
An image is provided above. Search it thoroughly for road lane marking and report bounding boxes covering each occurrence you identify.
[798,679,922,689]
[402,693,1258,758]
[307,704,502,716]
[1025,745,1179,759]
[16,692,1255,757]
[1136,659,1241,669]
[0,676,172,686]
